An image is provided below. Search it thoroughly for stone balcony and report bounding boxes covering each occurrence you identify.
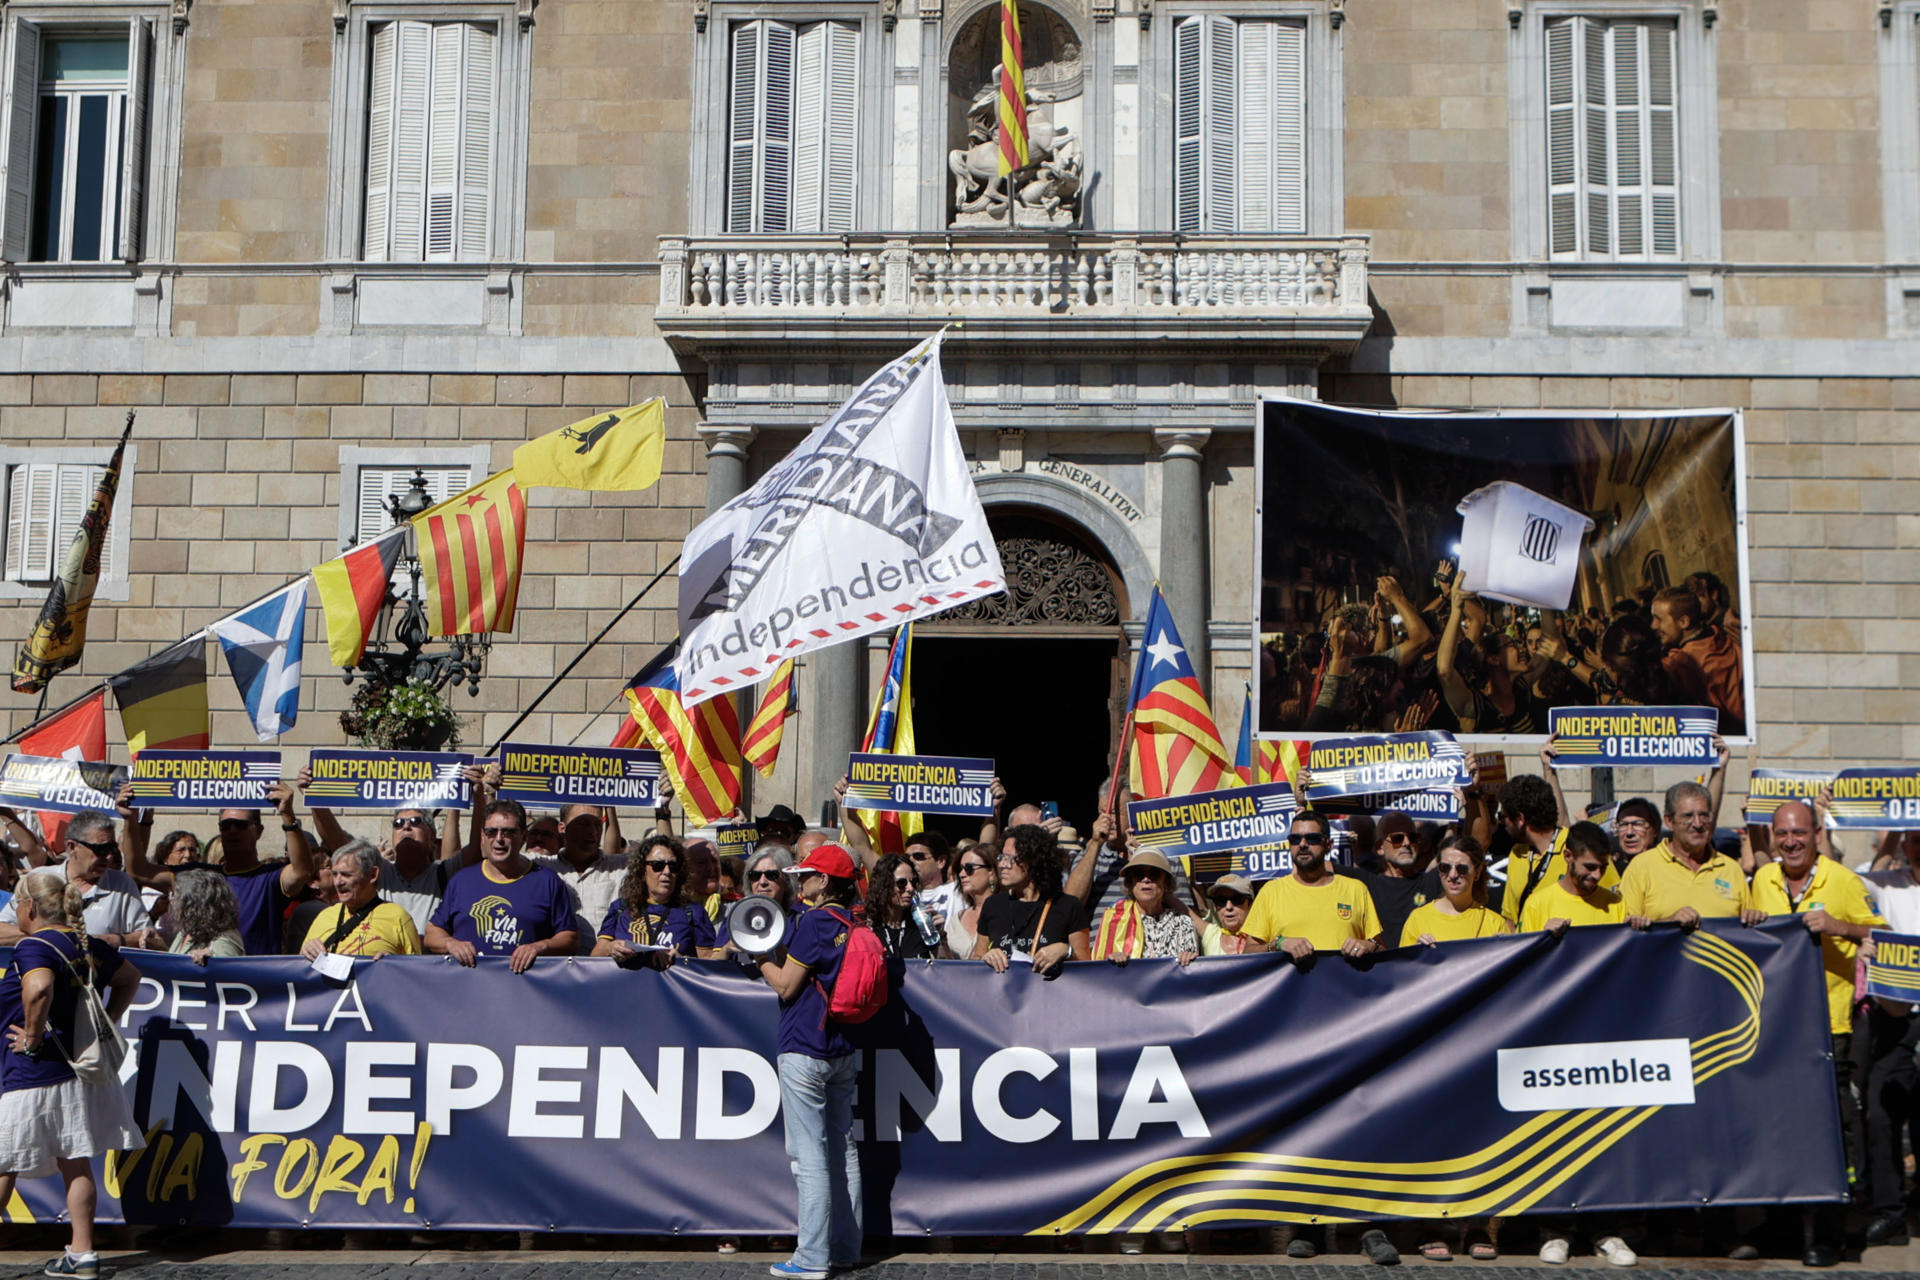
[653,232,1374,356]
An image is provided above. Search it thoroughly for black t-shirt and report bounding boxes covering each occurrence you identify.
[976,891,1089,959]
[1340,866,1441,948]
[875,917,937,960]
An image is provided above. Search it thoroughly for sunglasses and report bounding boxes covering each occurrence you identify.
[751,869,781,882]
[908,849,940,860]
[892,876,915,889]
[216,819,255,833]
[1292,833,1328,847]
[1211,893,1252,907]
[1123,868,1167,884]
[1438,863,1473,879]
[69,836,117,856]
[959,862,991,875]
[394,816,432,830]
[1382,833,1412,846]
[645,859,676,873]
[482,826,522,840]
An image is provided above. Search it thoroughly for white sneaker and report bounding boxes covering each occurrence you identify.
[1595,1236,1637,1267]
[1538,1237,1571,1265]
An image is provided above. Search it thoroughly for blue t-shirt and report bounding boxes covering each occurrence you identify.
[598,899,717,957]
[779,903,854,1060]
[0,928,122,1091]
[212,860,295,956]
[431,862,576,955]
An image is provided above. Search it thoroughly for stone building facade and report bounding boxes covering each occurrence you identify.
[0,0,1913,832]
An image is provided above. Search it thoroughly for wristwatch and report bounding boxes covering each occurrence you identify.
[282,821,301,831]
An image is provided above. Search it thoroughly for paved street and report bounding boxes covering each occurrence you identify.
[8,1248,1920,1279]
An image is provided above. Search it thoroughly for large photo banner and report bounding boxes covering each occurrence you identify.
[8,920,1839,1233]
[1254,399,1752,743]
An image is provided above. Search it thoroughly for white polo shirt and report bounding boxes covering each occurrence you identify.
[535,851,630,947]
[1863,866,1920,935]
[0,861,151,937]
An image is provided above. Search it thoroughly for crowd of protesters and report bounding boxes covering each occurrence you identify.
[2,730,1918,1273]
[1262,564,1746,739]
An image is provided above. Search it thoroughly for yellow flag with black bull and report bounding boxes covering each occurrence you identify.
[512,399,666,492]
[12,415,133,694]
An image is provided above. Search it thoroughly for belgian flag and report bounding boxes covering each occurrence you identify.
[110,639,210,755]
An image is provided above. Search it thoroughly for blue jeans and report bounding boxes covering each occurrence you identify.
[777,1051,862,1270]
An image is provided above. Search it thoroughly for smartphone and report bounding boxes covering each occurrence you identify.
[1040,800,1060,822]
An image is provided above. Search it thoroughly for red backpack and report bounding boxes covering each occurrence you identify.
[813,906,889,1024]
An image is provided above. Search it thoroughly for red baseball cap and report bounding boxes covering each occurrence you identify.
[784,843,857,881]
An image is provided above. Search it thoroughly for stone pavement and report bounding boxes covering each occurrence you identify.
[8,1249,1920,1279]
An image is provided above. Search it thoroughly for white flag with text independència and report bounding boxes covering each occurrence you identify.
[675,333,1004,708]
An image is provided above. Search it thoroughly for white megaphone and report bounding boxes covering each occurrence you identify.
[726,894,787,955]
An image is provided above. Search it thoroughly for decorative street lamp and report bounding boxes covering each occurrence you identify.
[342,469,491,697]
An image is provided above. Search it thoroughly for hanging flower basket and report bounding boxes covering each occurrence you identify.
[340,679,464,752]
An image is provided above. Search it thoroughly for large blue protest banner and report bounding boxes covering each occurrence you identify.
[6,920,1841,1234]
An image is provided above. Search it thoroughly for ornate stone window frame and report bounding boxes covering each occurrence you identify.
[1506,0,1721,334]
[1138,0,1345,235]
[319,0,534,334]
[687,0,891,236]
[335,443,493,551]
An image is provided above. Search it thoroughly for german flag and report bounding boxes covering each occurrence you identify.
[742,659,797,778]
[1127,586,1236,800]
[110,639,210,755]
[624,640,744,827]
[412,470,527,637]
[312,528,403,668]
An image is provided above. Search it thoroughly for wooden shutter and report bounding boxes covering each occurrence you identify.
[1609,21,1644,256]
[55,463,108,582]
[389,20,432,261]
[1203,15,1236,232]
[792,23,825,232]
[426,22,462,259]
[1645,20,1678,257]
[1173,17,1202,232]
[458,24,494,259]
[1581,17,1609,257]
[5,463,56,582]
[364,21,396,260]
[1546,18,1577,257]
[1234,20,1304,234]
[791,21,859,234]
[0,18,40,262]
[760,22,794,233]
[116,17,151,261]
[821,22,858,232]
[727,22,760,234]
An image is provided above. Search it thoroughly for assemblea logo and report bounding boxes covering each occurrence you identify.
[1495,1038,1696,1112]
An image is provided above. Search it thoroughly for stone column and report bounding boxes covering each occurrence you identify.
[804,638,866,829]
[697,423,757,514]
[1154,427,1211,697]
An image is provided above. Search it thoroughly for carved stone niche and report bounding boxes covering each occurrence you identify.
[945,2,1085,229]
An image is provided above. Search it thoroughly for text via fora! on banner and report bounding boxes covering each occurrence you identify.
[3,920,1841,1234]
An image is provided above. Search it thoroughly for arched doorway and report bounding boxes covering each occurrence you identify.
[912,509,1129,840]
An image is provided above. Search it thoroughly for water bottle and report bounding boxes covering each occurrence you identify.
[910,898,940,949]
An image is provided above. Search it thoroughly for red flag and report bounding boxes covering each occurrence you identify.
[15,687,109,845]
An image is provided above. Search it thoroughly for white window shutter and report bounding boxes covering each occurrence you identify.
[727,22,760,234]
[0,18,41,262]
[1203,15,1237,232]
[1646,21,1678,257]
[458,24,494,259]
[1236,21,1272,233]
[364,21,396,260]
[425,22,462,259]
[116,17,152,261]
[389,19,432,261]
[6,463,56,581]
[1545,18,1577,257]
[760,22,795,233]
[1581,18,1609,257]
[822,23,859,232]
[1610,21,1644,257]
[792,23,825,233]
[1173,17,1202,232]
[55,464,107,582]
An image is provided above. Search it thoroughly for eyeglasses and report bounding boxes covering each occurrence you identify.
[1292,833,1328,847]
[996,854,1025,867]
[751,869,781,883]
[645,859,675,873]
[216,819,255,833]
[1615,818,1653,830]
[69,836,117,856]
[393,815,431,829]
[1438,863,1473,879]
[959,862,991,875]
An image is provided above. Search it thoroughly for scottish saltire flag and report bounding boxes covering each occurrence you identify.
[1128,587,1235,800]
[209,581,308,741]
[854,624,921,854]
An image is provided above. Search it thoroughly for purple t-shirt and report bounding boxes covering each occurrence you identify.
[598,899,717,957]
[219,860,296,956]
[431,862,575,955]
[0,928,122,1091]
[778,904,854,1060]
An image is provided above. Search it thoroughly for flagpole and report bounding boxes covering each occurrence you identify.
[486,554,681,755]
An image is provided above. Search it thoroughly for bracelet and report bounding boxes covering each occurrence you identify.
[282,821,300,832]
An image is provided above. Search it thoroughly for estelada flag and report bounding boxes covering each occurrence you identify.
[11,417,133,693]
[853,625,921,855]
[513,399,666,493]
[1233,684,1308,787]
[1128,586,1235,801]
[110,639,210,755]
[311,528,403,668]
[412,470,527,637]
[742,659,797,778]
[15,686,108,845]
[624,641,744,828]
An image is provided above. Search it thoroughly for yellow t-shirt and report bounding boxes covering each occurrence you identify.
[1500,828,1621,922]
[1243,874,1381,950]
[304,900,423,957]
[1399,902,1509,947]
[1518,879,1625,933]
[1752,858,1884,1036]
[1618,841,1751,921]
